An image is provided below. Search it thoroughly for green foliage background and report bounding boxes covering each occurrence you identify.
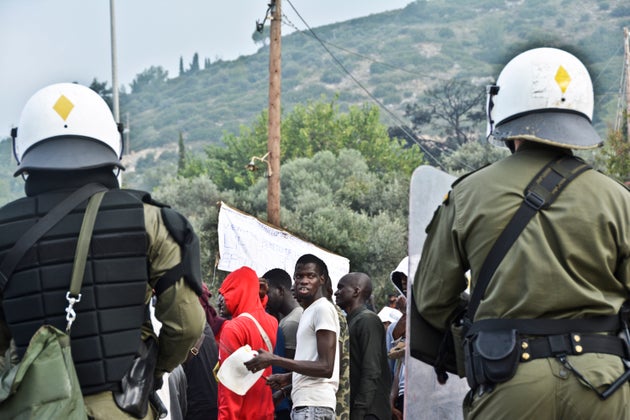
[152,101,420,302]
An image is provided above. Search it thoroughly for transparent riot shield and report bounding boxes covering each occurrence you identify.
[406,165,469,419]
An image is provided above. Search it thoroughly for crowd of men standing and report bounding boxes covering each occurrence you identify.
[165,253,404,420]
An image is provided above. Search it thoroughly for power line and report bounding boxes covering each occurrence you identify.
[283,0,475,171]
[593,43,625,109]
[282,15,449,82]
[282,4,628,170]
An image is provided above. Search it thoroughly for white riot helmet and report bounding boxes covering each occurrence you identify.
[486,47,601,149]
[11,82,124,176]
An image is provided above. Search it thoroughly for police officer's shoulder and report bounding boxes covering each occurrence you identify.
[121,189,172,209]
[596,170,630,193]
[137,196,203,296]
[426,164,492,232]
[442,163,493,203]
[451,163,492,189]
[572,166,630,192]
[160,207,193,245]
[118,189,192,240]
[0,195,30,215]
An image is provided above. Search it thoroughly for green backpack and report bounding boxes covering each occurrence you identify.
[0,325,87,419]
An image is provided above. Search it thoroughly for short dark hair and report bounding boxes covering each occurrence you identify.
[295,254,328,277]
[295,254,333,298]
[263,268,292,290]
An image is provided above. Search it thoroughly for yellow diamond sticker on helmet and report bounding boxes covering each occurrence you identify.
[554,65,571,94]
[52,95,74,121]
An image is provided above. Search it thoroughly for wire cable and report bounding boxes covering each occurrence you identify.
[282,15,449,82]
[593,43,625,109]
[283,1,479,171]
[281,5,627,168]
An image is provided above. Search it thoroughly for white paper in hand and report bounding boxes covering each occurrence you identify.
[217,344,264,395]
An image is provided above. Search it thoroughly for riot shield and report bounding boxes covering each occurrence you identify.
[406,165,469,419]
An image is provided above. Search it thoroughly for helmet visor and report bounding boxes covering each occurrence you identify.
[492,110,602,150]
[14,136,124,176]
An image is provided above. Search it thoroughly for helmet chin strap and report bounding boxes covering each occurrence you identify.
[10,127,20,164]
[117,123,125,158]
[485,84,499,139]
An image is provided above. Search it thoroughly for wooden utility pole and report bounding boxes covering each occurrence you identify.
[267,0,282,226]
[624,27,630,141]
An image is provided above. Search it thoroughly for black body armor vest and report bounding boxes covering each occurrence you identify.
[0,188,149,395]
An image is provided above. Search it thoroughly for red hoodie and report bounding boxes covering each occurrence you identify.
[218,266,278,420]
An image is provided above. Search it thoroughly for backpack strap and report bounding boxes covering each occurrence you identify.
[239,313,273,352]
[65,190,106,332]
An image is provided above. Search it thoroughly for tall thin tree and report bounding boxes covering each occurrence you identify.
[177,132,186,175]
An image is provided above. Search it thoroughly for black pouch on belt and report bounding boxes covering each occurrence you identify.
[113,337,158,418]
[466,329,520,388]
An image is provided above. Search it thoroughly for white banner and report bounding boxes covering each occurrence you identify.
[217,202,350,287]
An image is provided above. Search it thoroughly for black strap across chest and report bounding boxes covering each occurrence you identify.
[466,155,592,327]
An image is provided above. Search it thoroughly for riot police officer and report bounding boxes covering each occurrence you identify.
[0,83,205,419]
[413,48,630,419]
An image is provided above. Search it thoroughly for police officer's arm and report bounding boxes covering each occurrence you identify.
[144,205,205,375]
[414,193,469,330]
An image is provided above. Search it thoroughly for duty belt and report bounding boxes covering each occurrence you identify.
[519,333,630,362]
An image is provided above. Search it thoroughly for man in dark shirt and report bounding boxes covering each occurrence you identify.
[335,272,391,420]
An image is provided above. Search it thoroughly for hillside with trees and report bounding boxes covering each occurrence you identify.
[118,0,628,152]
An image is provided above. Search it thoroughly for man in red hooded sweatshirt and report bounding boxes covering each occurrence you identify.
[217,266,279,419]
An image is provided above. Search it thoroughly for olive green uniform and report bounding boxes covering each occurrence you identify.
[414,142,630,419]
[0,203,205,419]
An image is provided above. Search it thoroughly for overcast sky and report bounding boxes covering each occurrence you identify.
[0,0,413,135]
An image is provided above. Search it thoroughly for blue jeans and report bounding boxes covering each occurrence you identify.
[290,406,335,420]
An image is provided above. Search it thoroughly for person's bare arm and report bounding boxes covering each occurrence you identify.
[266,372,292,390]
[392,313,406,339]
[245,329,337,378]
